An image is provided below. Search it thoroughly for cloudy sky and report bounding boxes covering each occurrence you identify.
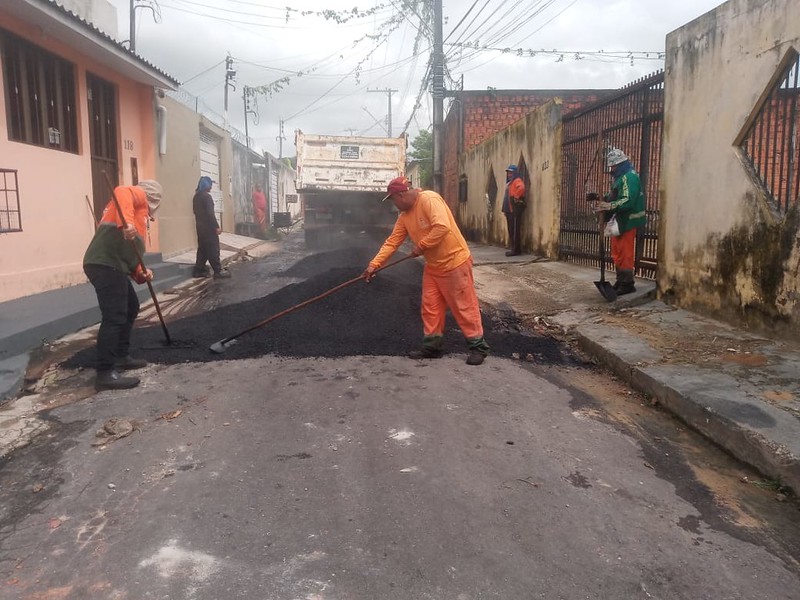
[105,0,723,157]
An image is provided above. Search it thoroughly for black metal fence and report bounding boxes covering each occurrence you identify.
[559,71,665,279]
[739,50,800,217]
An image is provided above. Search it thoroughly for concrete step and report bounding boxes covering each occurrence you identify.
[144,252,186,280]
[0,266,191,360]
[0,284,101,359]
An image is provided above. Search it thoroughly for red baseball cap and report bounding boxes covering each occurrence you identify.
[382,176,410,201]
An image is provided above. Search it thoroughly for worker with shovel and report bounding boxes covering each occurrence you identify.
[363,177,490,366]
[587,148,646,296]
[83,180,162,390]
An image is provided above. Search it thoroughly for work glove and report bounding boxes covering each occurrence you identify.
[362,265,377,282]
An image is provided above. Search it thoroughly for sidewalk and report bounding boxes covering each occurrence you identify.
[1,240,798,494]
[470,244,800,494]
[0,233,277,404]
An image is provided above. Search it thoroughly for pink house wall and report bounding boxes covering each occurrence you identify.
[0,10,158,303]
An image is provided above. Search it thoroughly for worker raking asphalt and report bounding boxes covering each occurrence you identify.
[66,246,573,366]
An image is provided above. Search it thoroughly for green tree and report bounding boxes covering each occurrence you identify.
[409,129,433,189]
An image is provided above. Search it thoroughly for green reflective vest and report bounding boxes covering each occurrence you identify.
[609,169,646,233]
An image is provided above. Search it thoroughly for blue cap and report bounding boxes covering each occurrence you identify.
[505,164,518,172]
[196,176,213,192]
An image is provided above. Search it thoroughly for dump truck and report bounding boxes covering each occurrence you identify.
[295,130,407,248]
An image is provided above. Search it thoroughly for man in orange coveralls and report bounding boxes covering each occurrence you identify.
[83,180,161,391]
[363,176,490,366]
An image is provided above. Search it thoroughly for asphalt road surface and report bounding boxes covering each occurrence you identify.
[1,236,799,599]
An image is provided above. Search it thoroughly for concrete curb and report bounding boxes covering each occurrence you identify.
[575,324,800,494]
[0,354,29,406]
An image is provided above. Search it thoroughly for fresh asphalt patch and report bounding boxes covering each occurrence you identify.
[66,246,573,367]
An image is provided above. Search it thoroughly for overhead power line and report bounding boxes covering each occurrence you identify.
[447,42,665,63]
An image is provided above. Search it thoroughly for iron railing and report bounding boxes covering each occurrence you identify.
[560,71,665,279]
[740,50,800,217]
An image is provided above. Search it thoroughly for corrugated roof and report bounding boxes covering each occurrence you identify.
[6,0,179,88]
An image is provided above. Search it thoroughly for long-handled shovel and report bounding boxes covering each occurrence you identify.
[583,138,616,302]
[103,172,173,344]
[209,254,416,354]
[595,211,617,302]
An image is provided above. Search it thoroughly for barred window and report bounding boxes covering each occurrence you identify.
[1,29,78,153]
[0,169,22,233]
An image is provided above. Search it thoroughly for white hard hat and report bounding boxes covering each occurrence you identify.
[606,148,629,168]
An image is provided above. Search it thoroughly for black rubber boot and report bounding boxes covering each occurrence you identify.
[214,269,232,279]
[95,369,140,391]
[616,269,636,296]
[466,349,486,365]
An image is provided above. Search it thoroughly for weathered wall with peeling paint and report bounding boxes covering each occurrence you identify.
[457,101,561,258]
[659,0,800,335]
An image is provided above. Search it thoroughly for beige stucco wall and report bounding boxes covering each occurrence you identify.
[155,97,202,257]
[659,0,800,333]
[0,11,158,302]
[154,101,238,257]
[457,100,562,258]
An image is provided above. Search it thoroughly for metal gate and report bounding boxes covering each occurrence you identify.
[559,71,664,279]
[199,128,223,225]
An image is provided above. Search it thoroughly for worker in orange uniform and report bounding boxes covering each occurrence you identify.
[252,183,267,236]
[501,164,527,256]
[83,180,162,391]
[363,177,490,366]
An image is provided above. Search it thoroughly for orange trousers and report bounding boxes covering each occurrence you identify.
[611,228,637,271]
[421,259,484,340]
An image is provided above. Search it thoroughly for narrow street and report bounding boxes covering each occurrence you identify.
[1,234,799,600]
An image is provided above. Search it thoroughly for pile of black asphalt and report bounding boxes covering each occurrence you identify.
[66,246,573,366]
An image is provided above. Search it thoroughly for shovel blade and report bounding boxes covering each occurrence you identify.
[209,338,237,354]
[594,280,618,302]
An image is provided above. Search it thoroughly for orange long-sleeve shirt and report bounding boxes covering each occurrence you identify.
[99,186,149,237]
[84,186,149,279]
[369,190,471,274]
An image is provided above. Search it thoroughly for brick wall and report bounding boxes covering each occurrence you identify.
[443,90,612,209]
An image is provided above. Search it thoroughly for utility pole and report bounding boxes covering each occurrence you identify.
[276,119,286,158]
[224,54,236,129]
[243,86,256,150]
[368,88,398,137]
[129,0,136,52]
[128,0,161,52]
[432,0,444,194]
